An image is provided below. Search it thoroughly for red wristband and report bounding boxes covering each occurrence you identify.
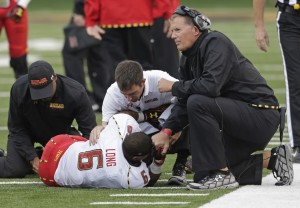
[160,128,172,137]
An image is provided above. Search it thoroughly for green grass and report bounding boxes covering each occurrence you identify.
[0,3,286,208]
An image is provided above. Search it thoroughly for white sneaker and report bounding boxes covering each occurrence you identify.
[187,171,239,190]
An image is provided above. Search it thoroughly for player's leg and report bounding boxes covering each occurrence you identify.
[5,7,28,78]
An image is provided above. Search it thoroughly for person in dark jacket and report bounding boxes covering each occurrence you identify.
[0,60,97,178]
[62,0,100,112]
[151,5,294,190]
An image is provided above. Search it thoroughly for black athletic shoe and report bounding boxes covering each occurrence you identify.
[187,171,239,190]
[0,148,5,157]
[272,144,294,186]
[167,162,187,185]
[293,146,300,163]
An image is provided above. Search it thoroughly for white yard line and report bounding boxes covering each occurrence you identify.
[200,164,300,208]
[90,202,190,205]
[0,181,42,185]
[110,193,208,197]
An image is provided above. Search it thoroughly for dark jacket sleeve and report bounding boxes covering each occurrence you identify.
[74,88,97,139]
[162,101,189,134]
[172,35,236,99]
[8,85,37,162]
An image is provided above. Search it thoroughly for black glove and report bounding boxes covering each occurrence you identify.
[143,104,170,129]
[7,5,24,23]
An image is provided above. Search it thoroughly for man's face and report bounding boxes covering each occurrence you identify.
[170,16,200,51]
[120,81,145,102]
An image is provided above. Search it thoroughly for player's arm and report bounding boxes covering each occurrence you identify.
[146,149,165,187]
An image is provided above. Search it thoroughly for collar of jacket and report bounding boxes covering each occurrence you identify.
[182,30,209,57]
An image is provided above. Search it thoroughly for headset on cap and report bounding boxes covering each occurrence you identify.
[174,5,211,31]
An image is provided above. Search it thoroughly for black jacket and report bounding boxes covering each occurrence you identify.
[163,31,279,133]
[8,74,97,161]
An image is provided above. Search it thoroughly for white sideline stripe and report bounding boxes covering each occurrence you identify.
[90,202,190,205]
[0,127,8,131]
[110,193,208,197]
[0,92,10,97]
[0,181,42,185]
[199,164,300,208]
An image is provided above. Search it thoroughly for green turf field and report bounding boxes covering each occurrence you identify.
[0,1,287,208]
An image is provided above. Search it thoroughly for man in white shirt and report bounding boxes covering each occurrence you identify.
[39,114,162,189]
[91,60,190,185]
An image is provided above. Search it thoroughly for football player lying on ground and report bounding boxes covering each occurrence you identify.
[90,60,190,186]
[39,114,163,188]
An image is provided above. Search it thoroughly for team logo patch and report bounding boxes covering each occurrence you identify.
[50,103,64,109]
[54,150,63,162]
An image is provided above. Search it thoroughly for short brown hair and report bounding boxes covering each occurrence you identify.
[115,60,144,91]
[170,13,195,27]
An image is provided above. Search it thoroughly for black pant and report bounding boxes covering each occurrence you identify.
[150,17,180,79]
[277,11,300,147]
[187,95,280,185]
[81,27,153,106]
[0,139,32,178]
[62,28,102,106]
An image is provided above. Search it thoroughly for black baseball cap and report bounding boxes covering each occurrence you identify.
[28,60,55,100]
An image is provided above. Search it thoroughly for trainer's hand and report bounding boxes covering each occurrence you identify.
[169,131,181,145]
[30,157,39,174]
[7,5,24,23]
[158,78,174,93]
[152,131,170,155]
[255,26,269,52]
[86,25,105,40]
[89,125,105,145]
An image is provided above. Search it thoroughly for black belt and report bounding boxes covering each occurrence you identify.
[278,4,300,15]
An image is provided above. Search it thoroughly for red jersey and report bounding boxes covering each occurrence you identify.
[152,0,180,19]
[85,0,156,28]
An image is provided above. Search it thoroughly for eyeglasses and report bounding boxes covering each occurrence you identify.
[173,5,199,18]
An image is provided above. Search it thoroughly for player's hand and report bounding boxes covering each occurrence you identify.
[163,20,172,38]
[255,26,269,52]
[73,14,85,27]
[143,104,169,129]
[89,125,105,145]
[7,5,24,23]
[158,78,174,93]
[86,25,105,40]
[152,148,166,166]
[30,157,39,174]
[151,131,170,155]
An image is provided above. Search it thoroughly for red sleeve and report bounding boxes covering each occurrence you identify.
[165,0,180,19]
[153,0,180,20]
[153,0,169,19]
[84,0,100,27]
